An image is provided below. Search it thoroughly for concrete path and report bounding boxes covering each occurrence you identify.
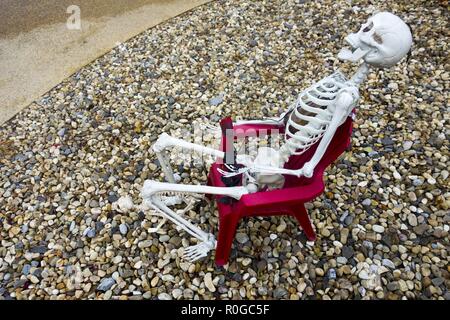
[0,0,211,125]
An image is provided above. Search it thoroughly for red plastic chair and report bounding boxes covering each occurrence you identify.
[207,115,354,266]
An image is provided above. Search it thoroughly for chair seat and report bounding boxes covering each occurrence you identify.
[207,116,354,266]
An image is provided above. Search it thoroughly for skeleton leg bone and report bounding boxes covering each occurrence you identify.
[141,180,251,261]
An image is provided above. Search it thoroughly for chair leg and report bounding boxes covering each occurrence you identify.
[291,203,316,241]
[215,214,240,266]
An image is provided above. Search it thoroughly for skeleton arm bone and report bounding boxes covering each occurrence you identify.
[152,133,225,183]
[234,97,299,126]
[152,134,300,180]
[153,133,224,158]
[234,106,297,126]
[220,164,303,178]
[302,89,356,178]
[234,118,284,126]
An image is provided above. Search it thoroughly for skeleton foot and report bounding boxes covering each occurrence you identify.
[183,242,213,262]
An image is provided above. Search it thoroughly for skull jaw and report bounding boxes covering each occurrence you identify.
[338,33,371,63]
[338,47,369,62]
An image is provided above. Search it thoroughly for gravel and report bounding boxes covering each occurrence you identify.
[0,0,448,300]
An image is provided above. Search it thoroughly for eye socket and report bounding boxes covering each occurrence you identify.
[363,21,374,32]
[373,33,383,44]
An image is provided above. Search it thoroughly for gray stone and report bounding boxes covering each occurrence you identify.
[248,39,258,47]
[344,215,354,226]
[431,277,444,287]
[273,287,288,298]
[236,232,249,244]
[13,279,27,289]
[337,256,348,264]
[381,137,394,146]
[208,94,224,106]
[413,224,430,235]
[119,223,128,235]
[57,128,67,137]
[21,224,29,233]
[108,194,119,203]
[158,293,172,300]
[382,258,395,269]
[342,246,354,259]
[258,286,268,296]
[30,245,47,254]
[87,229,96,238]
[387,282,400,291]
[22,264,31,275]
[159,235,170,242]
[328,268,337,280]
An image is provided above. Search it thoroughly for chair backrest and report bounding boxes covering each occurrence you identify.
[283,115,354,188]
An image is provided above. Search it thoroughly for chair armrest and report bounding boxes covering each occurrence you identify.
[241,175,325,206]
[232,123,285,137]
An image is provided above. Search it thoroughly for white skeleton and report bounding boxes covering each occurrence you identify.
[136,12,413,262]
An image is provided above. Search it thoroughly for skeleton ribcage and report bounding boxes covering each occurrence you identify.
[282,72,348,157]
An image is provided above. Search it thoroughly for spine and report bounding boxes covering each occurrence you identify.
[349,63,370,86]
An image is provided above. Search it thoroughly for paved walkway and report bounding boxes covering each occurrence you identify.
[0,0,211,125]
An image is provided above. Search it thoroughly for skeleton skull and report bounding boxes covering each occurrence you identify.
[339,12,413,68]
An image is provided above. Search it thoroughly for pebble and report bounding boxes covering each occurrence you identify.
[22,264,31,275]
[382,259,396,269]
[403,141,413,150]
[87,229,96,238]
[372,225,385,233]
[328,268,337,280]
[139,240,152,248]
[172,289,183,299]
[29,275,40,284]
[119,223,128,235]
[315,268,325,277]
[113,256,122,264]
[209,94,224,106]
[158,293,172,300]
[387,282,399,291]
[236,232,249,244]
[408,192,417,202]
[342,246,354,259]
[97,278,115,292]
[0,0,447,301]
[358,270,370,280]
[337,257,348,265]
[340,228,349,244]
[204,273,216,292]
[408,214,418,227]
[159,235,170,242]
[273,288,288,298]
[431,277,444,287]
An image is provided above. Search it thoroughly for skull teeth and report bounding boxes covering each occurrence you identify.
[338,47,369,62]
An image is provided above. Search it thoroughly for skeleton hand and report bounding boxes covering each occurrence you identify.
[302,162,314,178]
